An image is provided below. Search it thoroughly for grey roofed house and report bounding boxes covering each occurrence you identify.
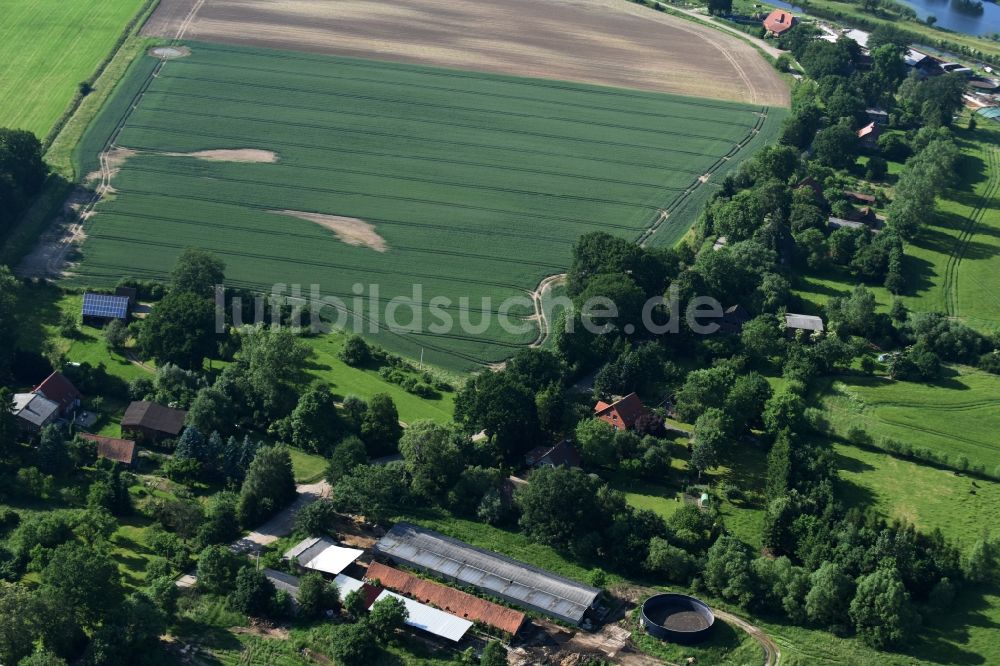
[784,313,825,334]
[264,568,301,599]
[374,522,601,626]
[13,393,60,431]
[828,216,868,231]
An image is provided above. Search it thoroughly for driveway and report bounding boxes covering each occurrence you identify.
[231,481,331,555]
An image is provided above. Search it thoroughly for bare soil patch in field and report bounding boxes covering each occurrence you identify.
[148,45,191,59]
[142,0,787,106]
[166,148,278,162]
[272,210,388,252]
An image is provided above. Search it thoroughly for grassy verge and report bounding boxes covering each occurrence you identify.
[287,448,328,484]
[631,608,764,665]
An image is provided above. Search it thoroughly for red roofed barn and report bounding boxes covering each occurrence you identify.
[366,562,526,635]
[763,10,796,35]
[594,392,647,431]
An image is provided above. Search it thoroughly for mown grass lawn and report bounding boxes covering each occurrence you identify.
[303,333,456,424]
[0,0,146,137]
[821,366,1000,474]
[287,448,328,484]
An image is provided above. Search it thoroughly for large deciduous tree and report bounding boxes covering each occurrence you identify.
[170,247,225,299]
[139,291,217,370]
[398,420,465,499]
[455,371,542,462]
[236,446,296,528]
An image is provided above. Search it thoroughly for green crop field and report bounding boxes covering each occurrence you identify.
[0,0,146,138]
[821,366,1000,474]
[69,41,785,371]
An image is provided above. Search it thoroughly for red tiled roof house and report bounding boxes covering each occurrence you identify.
[33,371,82,417]
[763,10,796,36]
[594,392,647,431]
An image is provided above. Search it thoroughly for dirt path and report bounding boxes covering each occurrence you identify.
[714,608,781,666]
[530,273,567,348]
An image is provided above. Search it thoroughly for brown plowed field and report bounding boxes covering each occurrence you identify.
[141,0,788,106]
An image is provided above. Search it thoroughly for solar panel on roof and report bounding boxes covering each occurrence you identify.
[82,293,129,319]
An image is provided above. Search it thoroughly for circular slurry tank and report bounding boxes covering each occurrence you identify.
[640,593,715,644]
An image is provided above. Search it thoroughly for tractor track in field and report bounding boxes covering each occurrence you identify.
[943,145,1000,317]
[530,274,567,348]
[637,107,767,246]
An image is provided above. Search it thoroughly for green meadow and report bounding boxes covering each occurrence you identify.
[834,441,1000,547]
[821,366,1000,474]
[0,0,146,138]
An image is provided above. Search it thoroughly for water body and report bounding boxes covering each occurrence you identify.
[767,0,1000,38]
[897,0,1000,37]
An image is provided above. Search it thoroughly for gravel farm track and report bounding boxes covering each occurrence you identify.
[142,0,788,107]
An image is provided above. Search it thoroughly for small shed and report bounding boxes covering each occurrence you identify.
[81,433,138,467]
[121,401,187,442]
[525,439,581,469]
[264,568,302,604]
[784,313,825,337]
[284,537,364,576]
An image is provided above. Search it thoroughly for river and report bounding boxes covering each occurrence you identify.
[768,0,1000,39]
[896,0,1000,37]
